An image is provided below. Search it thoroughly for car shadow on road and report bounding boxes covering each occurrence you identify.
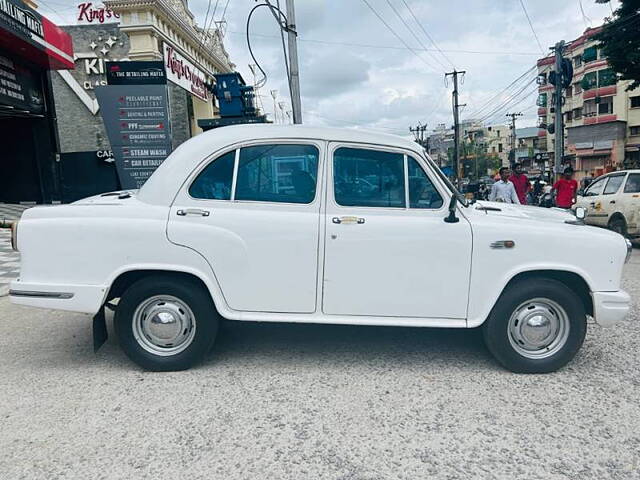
[206,320,498,371]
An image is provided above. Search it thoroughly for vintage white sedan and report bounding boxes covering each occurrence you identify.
[9,126,632,373]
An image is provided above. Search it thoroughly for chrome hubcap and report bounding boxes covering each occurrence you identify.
[132,295,196,356]
[508,298,570,359]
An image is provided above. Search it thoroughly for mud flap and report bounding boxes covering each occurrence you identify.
[93,307,108,352]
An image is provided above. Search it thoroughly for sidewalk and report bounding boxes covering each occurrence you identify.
[0,204,31,296]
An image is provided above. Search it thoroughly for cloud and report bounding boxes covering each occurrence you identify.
[43,0,620,134]
[300,52,370,98]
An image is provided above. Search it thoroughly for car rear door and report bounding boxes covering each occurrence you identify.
[167,141,323,314]
[619,172,640,235]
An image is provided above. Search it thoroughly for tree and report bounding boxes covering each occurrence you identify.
[594,0,640,91]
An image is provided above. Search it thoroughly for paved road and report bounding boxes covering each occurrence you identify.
[1,251,639,480]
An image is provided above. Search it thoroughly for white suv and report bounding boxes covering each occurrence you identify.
[575,169,640,238]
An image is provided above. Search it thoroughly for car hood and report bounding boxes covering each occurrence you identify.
[471,201,576,224]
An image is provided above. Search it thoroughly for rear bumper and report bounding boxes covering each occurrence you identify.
[592,290,631,327]
[9,280,106,314]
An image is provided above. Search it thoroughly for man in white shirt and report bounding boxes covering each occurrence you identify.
[489,167,521,204]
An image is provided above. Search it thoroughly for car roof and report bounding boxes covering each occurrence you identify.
[138,124,424,206]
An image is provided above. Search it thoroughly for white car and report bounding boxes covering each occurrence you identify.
[575,169,640,238]
[8,126,632,373]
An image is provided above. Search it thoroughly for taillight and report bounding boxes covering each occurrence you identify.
[10,221,18,251]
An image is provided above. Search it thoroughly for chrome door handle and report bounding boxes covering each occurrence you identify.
[332,216,365,225]
[177,208,210,217]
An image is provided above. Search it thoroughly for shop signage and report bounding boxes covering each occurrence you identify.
[0,52,44,113]
[106,60,165,85]
[76,2,119,24]
[95,62,172,189]
[0,0,44,41]
[163,42,207,101]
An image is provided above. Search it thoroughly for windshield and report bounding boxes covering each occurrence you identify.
[422,151,468,207]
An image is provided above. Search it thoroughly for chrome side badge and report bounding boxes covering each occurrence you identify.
[490,240,515,249]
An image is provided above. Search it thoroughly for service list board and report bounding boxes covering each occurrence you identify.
[95,62,172,189]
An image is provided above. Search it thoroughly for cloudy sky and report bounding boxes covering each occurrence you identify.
[42,0,619,136]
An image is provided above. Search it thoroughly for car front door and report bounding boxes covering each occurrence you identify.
[580,176,608,226]
[600,172,627,225]
[322,144,473,319]
[168,141,323,313]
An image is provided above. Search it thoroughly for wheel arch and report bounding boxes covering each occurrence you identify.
[608,211,627,226]
[469,269,594,328]
[105,268,225,316]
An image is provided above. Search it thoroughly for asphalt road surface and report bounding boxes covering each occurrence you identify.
[1,251,639,480]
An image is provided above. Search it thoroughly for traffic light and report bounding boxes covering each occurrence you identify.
[548,58,573,89]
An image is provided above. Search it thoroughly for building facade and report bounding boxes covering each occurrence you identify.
[537,26,640,180]
[0,0,74,204]
[48,0,233,201]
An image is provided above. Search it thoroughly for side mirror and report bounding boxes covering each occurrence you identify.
[577,188,584,196]
[444,194,460,223]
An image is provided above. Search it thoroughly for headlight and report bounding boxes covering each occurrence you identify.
[10,221,18,252]
[625,238,633,264]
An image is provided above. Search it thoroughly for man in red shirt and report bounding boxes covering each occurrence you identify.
[553,167,579,209]
[509,163,531,205]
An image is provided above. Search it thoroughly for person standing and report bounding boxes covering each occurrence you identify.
[552,167,579,209]
[489,167,520,204]
[509,163,531,205]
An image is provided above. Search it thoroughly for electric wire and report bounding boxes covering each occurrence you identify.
[519,0,545,54]
[383,0,448,72]
[467,66,537,118]
[228,31,541,56]
[360,0,440,74]
[476,75,538,123]
[399,0,456,69]
[196,0,214,58]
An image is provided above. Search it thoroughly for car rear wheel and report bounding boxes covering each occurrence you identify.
[115,275,219,371]
[482,278,587,373]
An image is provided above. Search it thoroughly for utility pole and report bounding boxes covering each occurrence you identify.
[409,124,428,148]
[285,0,303,124]
[553,41,565,176]
[506,112,523,168]
[445,70,466,182]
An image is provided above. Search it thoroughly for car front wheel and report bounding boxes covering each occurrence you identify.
[483,278,587,373]
[115,275,219,371]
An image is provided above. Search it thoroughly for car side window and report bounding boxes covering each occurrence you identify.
[235,144,319,204]
[585,177,606,196]
[603,174,625,195]
[624,173,640,193]
[408,157,443,209]
[189,150,235,200]
[333,147,405,208]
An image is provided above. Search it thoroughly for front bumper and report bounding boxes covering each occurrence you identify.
[9,279,106,314]
[592,290,631,327]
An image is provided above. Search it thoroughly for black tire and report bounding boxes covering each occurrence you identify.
[114,275,219,371]
[482,278,587,373]
[608,215,628,237]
